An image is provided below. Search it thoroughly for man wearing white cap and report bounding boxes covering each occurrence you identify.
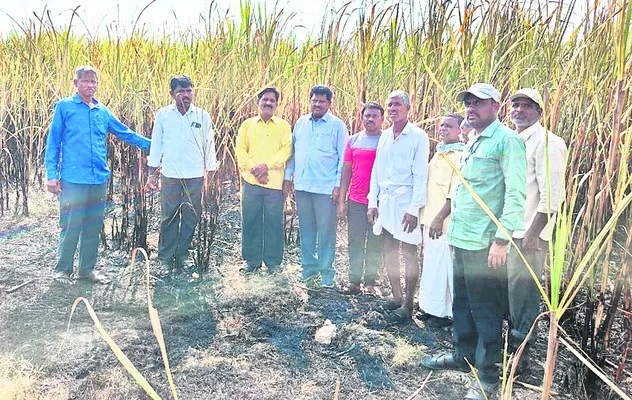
[367,90,429,320]
[507,88,567,371]
[423,83,526,400]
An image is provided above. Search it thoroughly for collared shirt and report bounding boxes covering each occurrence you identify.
[448,119,527,250]
[235,115,292,190]
[45,93,151,184]
[147,104,217,179]
[420,143,464,233]
[343,130,381,204]
[284,112,349,195]
[367,121,429,216]
[512,122,567,241]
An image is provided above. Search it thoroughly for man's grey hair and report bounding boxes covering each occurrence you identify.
[387,90,410,108]
[75,66,98,80]
[460,119,472,129]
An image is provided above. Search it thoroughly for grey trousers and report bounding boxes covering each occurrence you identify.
[452,246,506,383]
[347,200,383,285]
[55,181,107,275]
[507,238,546,344]
[158,176,203,262]
[240,180,285,268]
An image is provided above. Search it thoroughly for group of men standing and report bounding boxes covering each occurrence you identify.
[422,84,566,400]
[45,66,566,400]
[45,68,217,284]
[235,82,566,399]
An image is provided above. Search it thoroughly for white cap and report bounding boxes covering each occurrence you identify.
[457,83,501,102]
[509,88,544,109]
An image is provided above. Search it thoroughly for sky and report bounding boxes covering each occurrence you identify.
[0,0,341,38]
[0,0,591,40]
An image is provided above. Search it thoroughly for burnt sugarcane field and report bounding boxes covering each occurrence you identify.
[0,1,631,399]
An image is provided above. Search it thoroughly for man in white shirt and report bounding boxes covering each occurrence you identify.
[146,75,217,271]
[367,90,429,320]
[508,88,567,371]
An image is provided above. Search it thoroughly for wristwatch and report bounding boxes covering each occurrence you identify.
[494,238,509,246]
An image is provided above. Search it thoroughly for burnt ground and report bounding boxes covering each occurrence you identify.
[0,187,620,400]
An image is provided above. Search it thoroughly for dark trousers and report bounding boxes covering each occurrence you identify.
[507,238,546,344]
[347,200,383,285]
[452,246,506,383]
[295,190,337,286]
[56,181,107,275]
[159,176,203,262]
[241,180,285,268]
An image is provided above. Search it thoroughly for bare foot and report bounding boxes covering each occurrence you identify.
[391,305,413,321]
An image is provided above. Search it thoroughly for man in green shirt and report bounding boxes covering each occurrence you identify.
[422,83,526,400]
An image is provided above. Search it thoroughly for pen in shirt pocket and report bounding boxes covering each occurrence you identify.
[191,122,201,128]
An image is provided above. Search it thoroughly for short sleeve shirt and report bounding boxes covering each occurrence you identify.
[343,131,381,204]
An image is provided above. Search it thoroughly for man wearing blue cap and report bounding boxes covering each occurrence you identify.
[422,83,527,400]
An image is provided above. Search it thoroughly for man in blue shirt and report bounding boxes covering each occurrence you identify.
[45,66,151,284]
[284,85,349,288]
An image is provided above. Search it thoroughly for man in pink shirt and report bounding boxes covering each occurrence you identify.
[338,102,384,295]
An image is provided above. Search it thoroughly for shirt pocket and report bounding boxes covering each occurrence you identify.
[92,111,109,135]
[391,144,413,175]
[313,130,335,153]
[464,156,497,183]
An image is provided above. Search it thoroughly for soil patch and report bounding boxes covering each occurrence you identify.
[0,188,599,399]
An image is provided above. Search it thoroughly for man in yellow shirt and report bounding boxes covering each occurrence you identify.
[235,88,292,273]
[418,113,465,327]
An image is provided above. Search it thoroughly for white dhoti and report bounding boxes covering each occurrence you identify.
[419,225,453,318]
[373,185,422,245]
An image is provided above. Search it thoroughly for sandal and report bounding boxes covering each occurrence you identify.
[77,271,111,285]
[421,353,470,372]
[463,380,498,400]
[53,271,74,285]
